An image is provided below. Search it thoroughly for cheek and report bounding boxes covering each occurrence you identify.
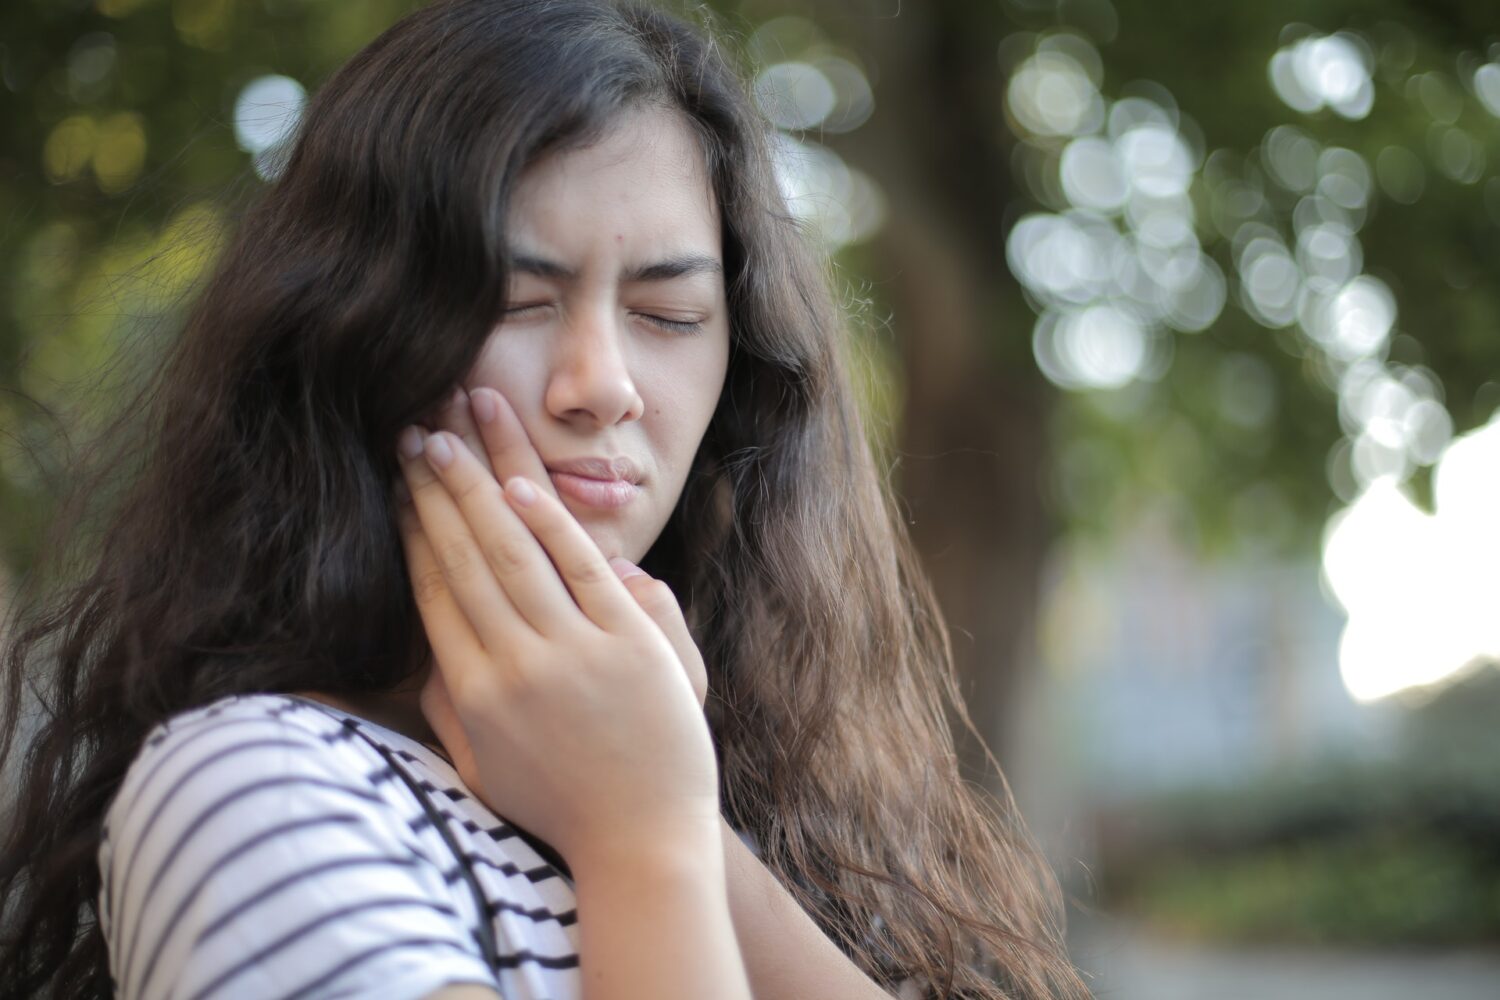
[648,401,723,513]
[465,332,547,406]
[639,346,726,442]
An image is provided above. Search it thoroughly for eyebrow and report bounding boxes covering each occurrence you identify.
[508,249,723,284]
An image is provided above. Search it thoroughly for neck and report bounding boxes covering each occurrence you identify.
[293,679,439,750]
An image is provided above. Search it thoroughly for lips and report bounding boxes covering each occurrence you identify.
[544,456,642,510]
[545,456,643,484]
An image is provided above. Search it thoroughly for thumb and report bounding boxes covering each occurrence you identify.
[609,557,707,707]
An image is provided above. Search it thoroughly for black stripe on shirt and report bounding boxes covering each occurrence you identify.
[128,739,319,900]
[181,897,466,1000]
[442,851,564,885]
[112,736,336,930]
[114,772,389,945]
[192,854,427,946]
[273,937,491,1000]
[114,717,303,845]
[491,947,581,971]
[486,896,578,927]
[120,812,366,999]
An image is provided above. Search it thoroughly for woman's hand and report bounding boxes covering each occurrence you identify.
[420,387,708,709]
[393,394,716,863]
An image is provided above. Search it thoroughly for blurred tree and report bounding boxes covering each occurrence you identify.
[750,0,1062,784]
[733,0,1500,783]
[1,0,414,571]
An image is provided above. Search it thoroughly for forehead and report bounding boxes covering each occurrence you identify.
[507,106,720,260]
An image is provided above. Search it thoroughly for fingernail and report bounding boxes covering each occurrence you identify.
[425,432,454,468]
[398,426,424,459]
[470,388,497,424]
[505,476,538,506]
[609,556,646,580]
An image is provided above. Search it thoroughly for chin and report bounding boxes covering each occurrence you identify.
[565,510,655,567]
[576,523,627,563]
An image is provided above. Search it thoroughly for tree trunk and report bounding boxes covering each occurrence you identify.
[821,3,1055,787]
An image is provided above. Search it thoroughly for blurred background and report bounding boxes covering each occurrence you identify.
[2,0,1499,996]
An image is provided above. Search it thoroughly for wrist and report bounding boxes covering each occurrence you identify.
[566,814,726,884]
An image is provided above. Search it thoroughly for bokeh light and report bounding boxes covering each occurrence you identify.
[744,24,881,250]
[41,112,146,193]
[770,128,885,248]
[754,61,837,131]
[999,22,1500,712]
[233,74,306,181]
[1004,33,1225,391]
[1006,43,1105,138]
[1429,125,1486,184]
[1322,411,1500,702]
[67,32,117,103]
[808,55,874,133]
[1032,304,1156,391]
[1269,32,1375,120]
[1476,61,1500,118]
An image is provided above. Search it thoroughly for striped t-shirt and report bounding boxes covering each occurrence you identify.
[97,693,581,1000]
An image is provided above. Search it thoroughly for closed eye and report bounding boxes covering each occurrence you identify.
[635,313,704,335]
[503,304,703,335]
[503,304,550,319]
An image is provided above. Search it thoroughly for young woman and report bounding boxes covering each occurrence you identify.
[0,1,1088,997]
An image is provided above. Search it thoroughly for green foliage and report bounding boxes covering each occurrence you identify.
[1104,666,1500,945]
[0,0,428,572]
[1013,0,1500,556]
[1126,833,1500,946]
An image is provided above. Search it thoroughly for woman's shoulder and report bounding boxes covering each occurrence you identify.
[98,692,504,999]
[133,690,361,758]
[109,694,368,817]
[104,694,396,860]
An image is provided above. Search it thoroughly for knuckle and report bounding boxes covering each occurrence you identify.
[638,580,679,615]
[409,475,444,498]
[436,539,474,576]
[412,568,448,604]
[564,557,610,587]
[626,636,670,668]
[484,535,530,576]
[455,475,498,504]
[644,579,677,605]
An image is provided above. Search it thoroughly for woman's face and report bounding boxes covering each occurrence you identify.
[464,105,730,564]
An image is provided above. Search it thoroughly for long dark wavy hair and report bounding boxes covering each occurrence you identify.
[0,1,1087,997]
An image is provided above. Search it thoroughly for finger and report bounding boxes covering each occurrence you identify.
[612,560,707,705]
[501,475,642,632]
[611,559,696,666]
[399,425,529,650]
[418,429,584,637]
[394,487,487,678]
[468,387,559,501]
[436,386,495,478]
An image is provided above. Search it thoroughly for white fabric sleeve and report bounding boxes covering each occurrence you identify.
[98,711,500,1000]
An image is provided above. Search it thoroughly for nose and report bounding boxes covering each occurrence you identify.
[543,305,646,429]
